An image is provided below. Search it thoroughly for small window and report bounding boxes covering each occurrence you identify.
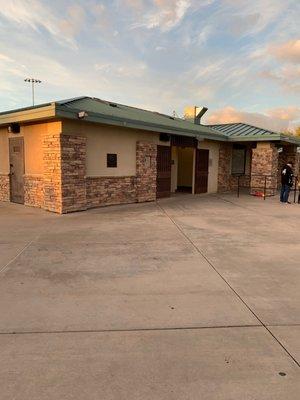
[107,153,117,168]
[231,146,246,174]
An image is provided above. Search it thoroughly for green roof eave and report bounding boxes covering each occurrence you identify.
[227,134,300,145]
[55,104,228,141]
[279,134,300,145]
[228,134,281,142]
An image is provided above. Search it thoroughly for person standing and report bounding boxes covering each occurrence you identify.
[280,162,294,204]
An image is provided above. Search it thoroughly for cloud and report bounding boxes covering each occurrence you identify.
[130,0,192,31]
[205,106,300,132]
[261,64,300,93]
[0,0,86,48]
[58,5,86,39]
[269,39,300,64]
[94,61,147,78]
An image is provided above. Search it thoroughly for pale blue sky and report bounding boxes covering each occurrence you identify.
[0,0,299,131]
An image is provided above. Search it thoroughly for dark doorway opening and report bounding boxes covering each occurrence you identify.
[176,147,194,194]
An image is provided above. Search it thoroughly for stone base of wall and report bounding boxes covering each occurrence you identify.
[86,176,136,208]
[218,143,232,192]
[250,176,278,196]
[24,175,44,208]
[229,175,251,190]
[0,174,10,202]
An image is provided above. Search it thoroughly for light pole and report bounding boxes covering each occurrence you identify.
[24,78,42,106]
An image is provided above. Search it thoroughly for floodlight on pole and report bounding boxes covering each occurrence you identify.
[24,78,42,106]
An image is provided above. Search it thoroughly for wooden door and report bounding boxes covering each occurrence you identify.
[195,149,209,194]
[9,137,25,204]
[156,145,171,198]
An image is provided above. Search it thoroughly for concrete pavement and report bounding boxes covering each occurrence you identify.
[0,193,299,399]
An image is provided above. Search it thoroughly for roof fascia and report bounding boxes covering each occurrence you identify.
[0,103,56,126]
[228,135,281,142]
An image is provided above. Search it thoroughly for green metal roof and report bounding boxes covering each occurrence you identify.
[208,122,300,145]
[1,97,299,145]
[55,96,227,140]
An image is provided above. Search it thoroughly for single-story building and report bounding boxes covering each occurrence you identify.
[0,96,299,213]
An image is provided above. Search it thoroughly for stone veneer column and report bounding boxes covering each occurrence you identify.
[136,141,157,202]
[43,133,87,213]
[0,174,10,202]
[43,133,62,213]
[60,135,87,213]
[218,143,232,192]
[250,142,278,196]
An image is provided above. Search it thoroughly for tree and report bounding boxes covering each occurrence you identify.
[282,127,300,136]
[295,127,300,137]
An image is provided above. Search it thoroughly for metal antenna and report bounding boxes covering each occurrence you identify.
[24,78,42,106]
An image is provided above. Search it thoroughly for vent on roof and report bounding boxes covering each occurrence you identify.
[184,106,208,124]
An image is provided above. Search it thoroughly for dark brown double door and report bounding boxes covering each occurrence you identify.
[156,144,209,198]
[9,137,25,204]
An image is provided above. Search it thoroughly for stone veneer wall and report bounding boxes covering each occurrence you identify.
[60,135,87,213]
[86,176,136,208]
[250,143,278,196]
[136,141,157,202]
[43,133,62,213]
[86,141,157,209]
[278,145,300,187]
[4,135,157,213]
[24,175,44,208]
[229,174,251,190]
[0,174,10,202]
[218,143,232,192]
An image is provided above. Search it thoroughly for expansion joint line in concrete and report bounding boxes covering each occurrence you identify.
[0,325,263,336]
[0,238,37,277]
[156,202,300,369]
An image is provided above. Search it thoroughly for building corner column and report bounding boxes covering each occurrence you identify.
[61,134,87,213]
[136,141,157,202]
[218,143,232,192]
[43,133,87,214]
[250,142,278,196]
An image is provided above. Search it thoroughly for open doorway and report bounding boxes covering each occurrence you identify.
[171,147,194,194]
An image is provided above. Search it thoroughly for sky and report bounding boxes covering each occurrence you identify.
[0,0,299,132]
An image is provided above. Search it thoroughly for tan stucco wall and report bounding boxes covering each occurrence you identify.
[0,128,9,174]
[0,121,62,175]
[62,121,169,177]
[198,140,220,193]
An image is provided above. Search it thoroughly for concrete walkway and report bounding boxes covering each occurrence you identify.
[0,193,299,399]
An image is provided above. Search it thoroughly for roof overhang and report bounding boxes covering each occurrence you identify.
[0,103,56,126]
